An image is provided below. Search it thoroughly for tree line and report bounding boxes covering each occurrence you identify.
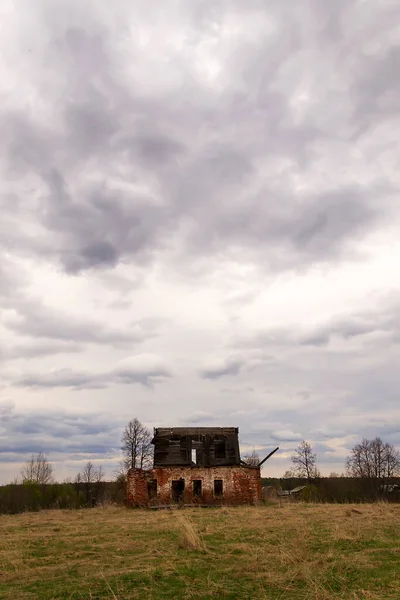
[13,422,400,487]
[3,419,399,513]
[13,421,400,487]
[12,418,153,487]
[281,437,400,498]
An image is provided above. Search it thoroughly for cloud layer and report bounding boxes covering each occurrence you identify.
[1,0,400,482]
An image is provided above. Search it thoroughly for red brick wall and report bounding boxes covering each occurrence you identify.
[125,469,150,507]
[126,466,261,506]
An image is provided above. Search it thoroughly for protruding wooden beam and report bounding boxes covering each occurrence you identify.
[258,446,279,468]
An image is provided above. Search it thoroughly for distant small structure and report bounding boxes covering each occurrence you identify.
[271,485,308,502]
[381,484,399,493]
[277,485,307,497]
[126,427,279,507]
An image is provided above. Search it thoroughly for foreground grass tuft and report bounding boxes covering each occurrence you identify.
[174,512,207,553]
[0,504,399,599]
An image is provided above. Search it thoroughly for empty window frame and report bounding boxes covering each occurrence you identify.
[193,480,202,497]
[214,440,226,459]
[214,479,223,497]
[191,440,203,465]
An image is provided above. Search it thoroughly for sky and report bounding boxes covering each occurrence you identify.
[1,0,400,483]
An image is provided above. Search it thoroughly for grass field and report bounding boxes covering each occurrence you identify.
[0,503,399,600]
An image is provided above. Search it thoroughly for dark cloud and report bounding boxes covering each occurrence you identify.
[78,241,119,270]
[41,169,168,274]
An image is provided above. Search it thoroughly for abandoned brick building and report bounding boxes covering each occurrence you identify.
[126,427,277,506]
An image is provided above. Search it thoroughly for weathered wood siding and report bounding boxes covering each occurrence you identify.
[152,427,241,467]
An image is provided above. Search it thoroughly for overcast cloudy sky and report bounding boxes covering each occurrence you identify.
[1,0,400,483]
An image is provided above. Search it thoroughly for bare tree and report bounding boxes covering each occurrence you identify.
[75,462,104,484]
[113,459,128,482]
[242,449,260,466]
[96,466,105,483]
[291,441,319,482]
[80,461,98,483]
[121,418,153,470]
[282,469,295,479]
[20,453,54,484]
[346,438,400,485]
[76,462,104,506]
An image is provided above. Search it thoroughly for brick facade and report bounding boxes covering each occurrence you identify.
[126,465,262,507]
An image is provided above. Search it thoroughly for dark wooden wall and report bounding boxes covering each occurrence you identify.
[153,428,240,467]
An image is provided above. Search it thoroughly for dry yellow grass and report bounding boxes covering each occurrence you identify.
[174,512,207,553]
[0,503,399,599]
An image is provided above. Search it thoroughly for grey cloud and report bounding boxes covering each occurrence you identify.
[0,401,166,480]
[202,186,382,270]
[299,302,400,347]
[11,356,172,390]
[0,405,123,463]
[354,44,400,124]
[269,430,304,443]
[299,317,381,346]
[134,134,186,166]
[180,412,222,425]
[44,170,168,274]
[0,257,27,300]
[200,354,245,380]
[0,401,15,421]
[1,1,398,276]
[3,298,156,346]
[79,241,119,270]
[236,298,400,350]
[0,341,82,362]
[290,192,376,253]
[15,369,107,390]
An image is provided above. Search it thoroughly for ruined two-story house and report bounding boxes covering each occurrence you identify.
[126,427,278,506]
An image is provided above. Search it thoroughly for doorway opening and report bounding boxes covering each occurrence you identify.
[147,479,157,499]
[172,479,185,502]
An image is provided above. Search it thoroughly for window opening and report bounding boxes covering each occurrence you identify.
[214,479,223,496]
[193,480,202,497]
[214,440,226,459]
